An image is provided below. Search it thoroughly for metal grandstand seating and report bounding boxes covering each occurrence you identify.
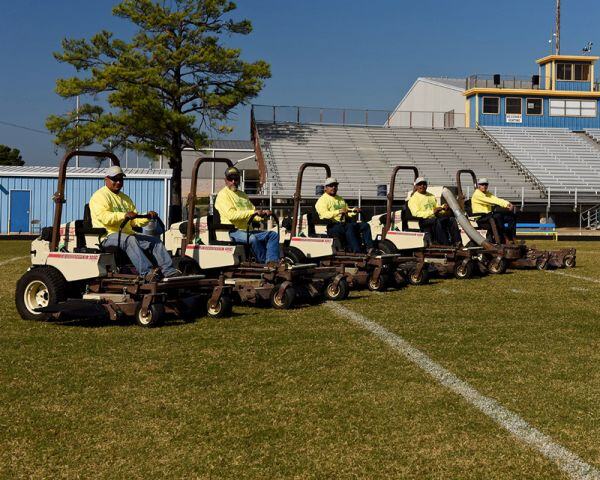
[256,122,543,202]
[483,127,600,199]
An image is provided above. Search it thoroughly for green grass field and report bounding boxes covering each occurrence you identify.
[1,240,599,479]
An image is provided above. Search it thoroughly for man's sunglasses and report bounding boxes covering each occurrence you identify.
[108,176,124,183]
[226,175,240,181]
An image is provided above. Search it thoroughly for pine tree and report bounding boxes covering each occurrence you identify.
[47,0,270,222]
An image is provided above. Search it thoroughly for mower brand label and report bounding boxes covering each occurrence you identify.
[387,231,423,237]
[291,237,332,243]
[48,253,101,260]
[186,245,235,252]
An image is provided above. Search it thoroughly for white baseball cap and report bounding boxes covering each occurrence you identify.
[414,176,428,185]
[106,166,126,178]
[324,177,339,186]
[477,178,489,185]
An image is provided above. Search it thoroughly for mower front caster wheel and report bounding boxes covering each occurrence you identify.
[408,266,429,286]
[325,277,349,301]
[536,257,549,270]
[368,274,388,291]
[207,295,233,318]
[136,303,165,328]
[488,257,508,275]
[270,286,296,309]
[563,255,576,268]
[454,260,474,280]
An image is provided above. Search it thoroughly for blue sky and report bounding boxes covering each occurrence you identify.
[1,0,599,165]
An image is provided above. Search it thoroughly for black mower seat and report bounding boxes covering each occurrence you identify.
[207,210,237,245]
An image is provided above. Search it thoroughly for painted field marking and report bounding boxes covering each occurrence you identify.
[570,287,589,292]
[0,255,28,267]
[548,270,600,284]
[326,302,600,480]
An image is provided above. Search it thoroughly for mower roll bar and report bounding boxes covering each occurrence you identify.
[51,150,121,252]
[184,157,234,250]
[455,169,477,210]
[291,162,332,237]
[381,166,419,241]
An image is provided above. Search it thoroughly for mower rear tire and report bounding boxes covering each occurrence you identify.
[377,239,397,254]
[172,256,201,275]
[283,247,307,266]
[15,267,68,321]
[135,303,165,328]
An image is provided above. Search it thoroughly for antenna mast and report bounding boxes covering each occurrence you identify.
[555,0,561,54]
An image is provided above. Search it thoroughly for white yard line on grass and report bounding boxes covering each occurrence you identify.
[548,270,600,284]
[0,255,28,267]
[327,302,600,480]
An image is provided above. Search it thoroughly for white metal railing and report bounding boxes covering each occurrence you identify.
[580,204,600,229]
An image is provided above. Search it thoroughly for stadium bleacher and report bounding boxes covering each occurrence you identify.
[256,122,543,200]
[482,127,600,198]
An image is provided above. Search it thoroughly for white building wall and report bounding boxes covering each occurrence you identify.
[388,78,466,128]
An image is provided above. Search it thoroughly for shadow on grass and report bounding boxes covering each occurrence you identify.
[51,311,248,329]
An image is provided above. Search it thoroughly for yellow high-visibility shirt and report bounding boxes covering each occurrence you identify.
[471,189,509,214]
[408,191,438,219]
[315,193,356,223]
[89,186,149,236]
[214,186,256,230]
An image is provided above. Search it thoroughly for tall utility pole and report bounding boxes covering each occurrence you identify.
[555,0,561,55]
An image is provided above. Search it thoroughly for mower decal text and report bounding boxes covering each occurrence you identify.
[48,253,101,261]
[291,237,332,243]
[388,231,423,237]
[186,245,235,252]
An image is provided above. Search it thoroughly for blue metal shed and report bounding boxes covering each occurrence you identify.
[0,166,172,234]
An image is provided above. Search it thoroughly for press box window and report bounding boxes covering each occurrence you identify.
[506,98,522,114]
[482,97,499,114]
[526,98,543,115]
[556,63,590,81]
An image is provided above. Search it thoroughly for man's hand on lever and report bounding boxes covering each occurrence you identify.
[147,211,158,219]
[125,211,138,220]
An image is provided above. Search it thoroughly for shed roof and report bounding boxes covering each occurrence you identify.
[0,165,172,179]
[207,140,253,150]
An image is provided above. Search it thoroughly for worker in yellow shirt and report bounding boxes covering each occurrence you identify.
[407,177,461,245]
[214,166,280,265]
[89,166,179,279]
[315,177,373,253]
[471,178,516,243]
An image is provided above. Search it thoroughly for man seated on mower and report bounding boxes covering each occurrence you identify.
[408,177,461,246]
[315,177,373,253]
[89,166,180,279]
[214,166,280,267]
[471,178,517,244]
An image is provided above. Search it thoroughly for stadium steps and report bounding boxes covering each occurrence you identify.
[256,122,543,201]
[483,127,600,200]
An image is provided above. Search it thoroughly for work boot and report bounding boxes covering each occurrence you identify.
[164,269,183,278]
[143,267,162,282]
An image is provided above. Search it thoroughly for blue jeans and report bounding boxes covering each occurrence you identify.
[229,229,280,263]
[327,222,373,253]
[103,233,177,276]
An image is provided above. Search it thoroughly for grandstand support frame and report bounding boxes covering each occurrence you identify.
[250,108,267,186]
[477,125,547,195]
